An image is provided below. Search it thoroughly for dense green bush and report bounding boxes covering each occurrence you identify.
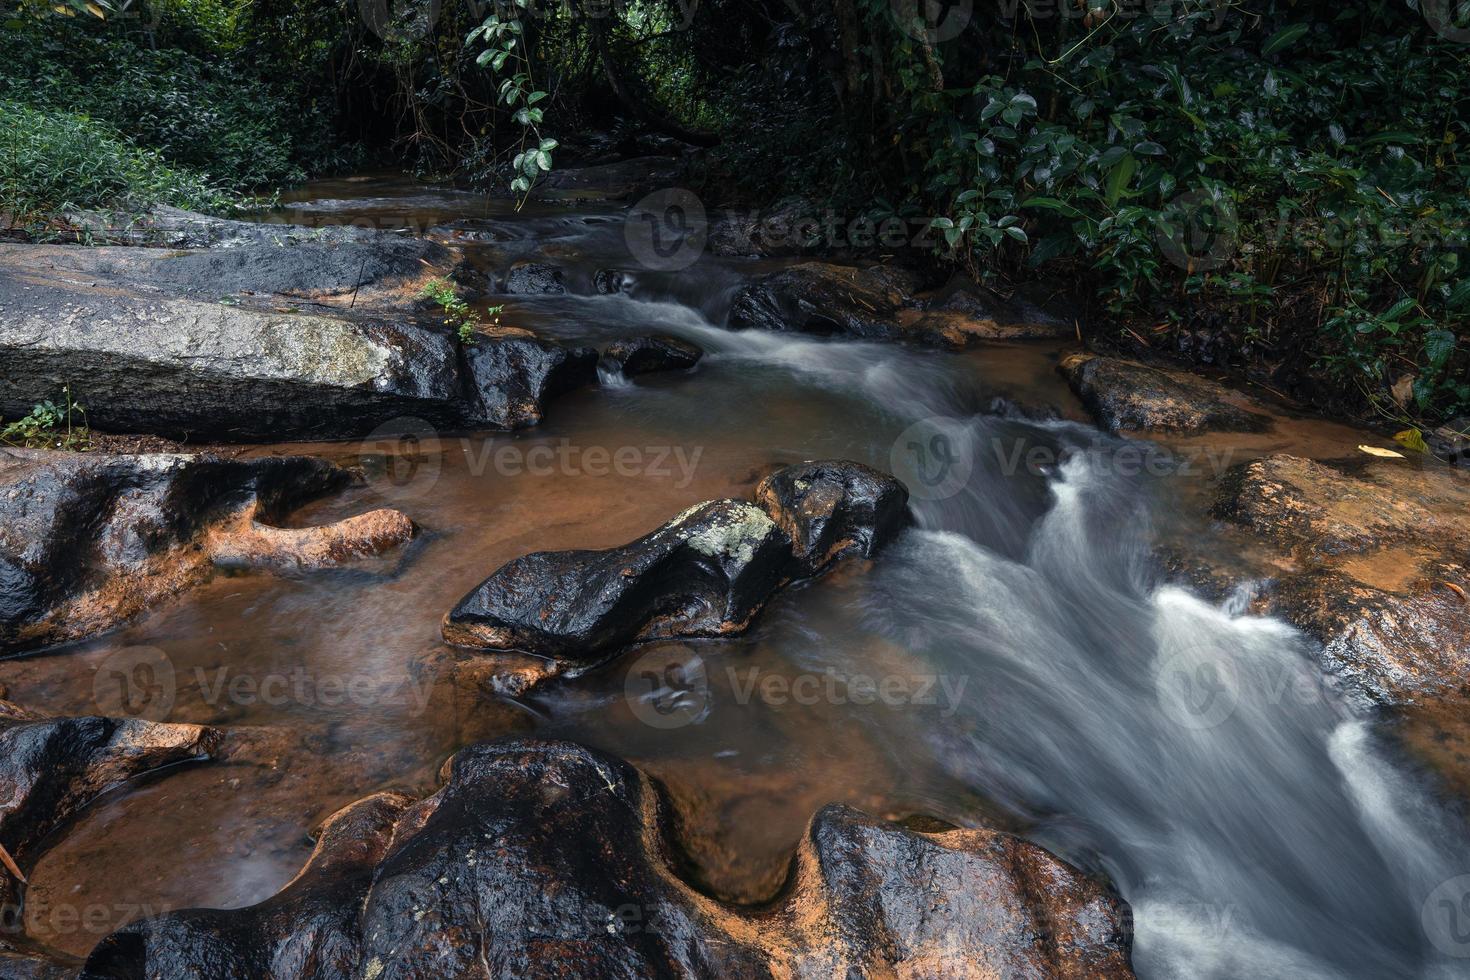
[0,100,230,218]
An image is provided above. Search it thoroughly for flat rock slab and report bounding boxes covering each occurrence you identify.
[1060,353,1272,435]
[82,739,1135,979]
[1213,454,1470,704]
[442,460,910,672]
[0,449,415,654]
[0,251,594,439]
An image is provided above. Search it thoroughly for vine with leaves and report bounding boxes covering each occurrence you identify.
[467,0,557,208]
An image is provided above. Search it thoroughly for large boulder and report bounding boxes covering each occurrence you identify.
[600,334,703,377]
[500,261,566,295]
[0,702,219,978]
[82,739,1135,979]
[1059,353,1272,435]
[1213,454,1470,704]
[0,450,415,654]
[460,329,599,429]
[442,460,909,671]
[0,244,591,440]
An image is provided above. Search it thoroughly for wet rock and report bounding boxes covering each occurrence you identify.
[84,739,1135,979]
[1060,353,1272,435]
[501,261,566,295]
[601,335,703,377]
[728,262,923,342]
[0,450,415,654]
[460,331,598,429]
[443,498,792,663]
[0,705,219,977]
[707,196,822,258]
[533,156,686,200]
[593,268,632,294]
[82,791,411,980]
[62,206,384,250]
[443,460,910,668]
[753,459,910,575]
[0,249,589,440]
[1213,454,1470,703]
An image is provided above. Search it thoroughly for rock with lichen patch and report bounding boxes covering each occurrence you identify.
[442,460,910,671]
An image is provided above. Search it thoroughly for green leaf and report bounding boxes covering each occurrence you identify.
[1021,196,1085,218]
[1104,153,1137,207]
[1004,226,1028,243]
[1262,24,1309,56]
[1383,297,1417,321]
[1425,329,1458,366]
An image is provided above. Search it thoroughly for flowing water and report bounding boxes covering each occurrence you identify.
[8,173,1470,977]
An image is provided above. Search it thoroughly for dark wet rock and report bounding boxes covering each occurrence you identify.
[1213,454,1470,704]
[461,330,598,429]
[61,206,384,249]
[84,739,1135,979]
[1060,353,1272,435]
[981,395,1064,423]
[593,268,632,294]
[82,791,411,980]
[753,460,910,576]
[728,262,923,343]
[0,450,415,654]
[444,498,792,663]
[0,249,590,440]
[601,335,703,377]
[443,460,909,669]
[0,705,218,977]
[501,260,566,295]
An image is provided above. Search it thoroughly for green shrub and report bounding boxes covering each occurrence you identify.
[0,100,230,219]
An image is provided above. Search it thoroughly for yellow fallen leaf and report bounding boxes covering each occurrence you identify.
[1393,428,1428,453]
[85,1,106,16]
[1359,445,1405,458]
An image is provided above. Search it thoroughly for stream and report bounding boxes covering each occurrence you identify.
[8,174,1469,978]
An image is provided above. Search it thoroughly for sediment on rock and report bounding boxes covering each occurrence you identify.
[1059,352,1272,435]
[1211,453,1470,704]
[82,739,1135,979]
[441,460,910,671]
[0,450,416,654]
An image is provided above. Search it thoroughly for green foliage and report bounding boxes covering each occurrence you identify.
[467,3,556,204]
[724,0,1470,425]
[1,388,90,451]
[0,100,230,219]
[421,277,503,346]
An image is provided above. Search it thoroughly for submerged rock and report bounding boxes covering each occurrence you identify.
[0,244,590,440]
[0,703,219,978]
[501,260,566,295]
[1213,454,1470,704]
[0,450,415,654]
[442,460,909,669]
[1060,353,1272,435]
[83,739,1135,979]
[601,334,703,376]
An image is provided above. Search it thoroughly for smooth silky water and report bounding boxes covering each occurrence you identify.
[7,174,1468,976]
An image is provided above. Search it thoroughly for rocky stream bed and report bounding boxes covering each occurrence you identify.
[1,172,1468,979]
